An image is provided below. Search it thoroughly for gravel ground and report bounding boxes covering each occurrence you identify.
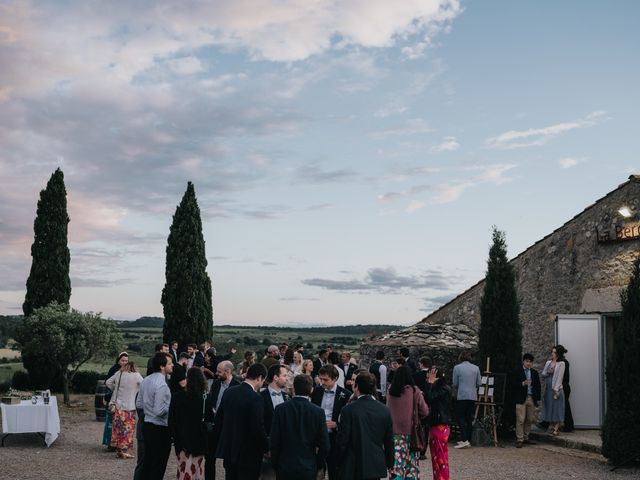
[0,394,637,480]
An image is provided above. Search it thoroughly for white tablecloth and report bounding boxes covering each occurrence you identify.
[1,396,60,446]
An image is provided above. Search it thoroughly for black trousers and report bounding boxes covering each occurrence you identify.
[224,460,261,480]
[142,422,171,480]
[455,400,475,443]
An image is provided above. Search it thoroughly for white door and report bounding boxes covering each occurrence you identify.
[556,314,603,428]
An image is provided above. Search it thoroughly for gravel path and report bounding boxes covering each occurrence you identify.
[0,395,637,479]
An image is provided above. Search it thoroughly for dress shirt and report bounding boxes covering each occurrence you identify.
[524,368,532,395]
[377,364,388,397]
[320,386,337,429]
[269,386,285,409]
[216,379,232,411]
[186,355,195,370]
[136,372,171,426]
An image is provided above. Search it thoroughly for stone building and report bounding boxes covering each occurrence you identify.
[362,175,640,428]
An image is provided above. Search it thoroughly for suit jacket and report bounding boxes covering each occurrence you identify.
[311,384,350,429]
[312,358,324,378]
[405,358,418,373]
[214,382,269,467]
[413,369,428,392]
[336,395,394,480]
[211,378,241,412]
[270,397,330,479]
[260,387,291,435]
[193,351,205,368]
[511,367,541,406]
[341,364,356,390]
[169,348,178,366]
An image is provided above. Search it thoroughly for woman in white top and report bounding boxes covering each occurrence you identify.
[290,351,304,374]
[541,345,566,436]
[105,360,143,458]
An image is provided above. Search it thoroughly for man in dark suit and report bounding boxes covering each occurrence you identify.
[214,363,268,480]
[340,353,356,391]
[336,372,394,480]
[271,374,330,480]
[400,347,418,373]
[311,365,350,480]
[205,360,240,480]
[312,349,328,381]
[260,364,291,480]
[412,356,432,392]
[511,353,541,448]
[169,340,179,365]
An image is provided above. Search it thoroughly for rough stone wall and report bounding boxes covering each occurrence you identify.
[416,177,640,369]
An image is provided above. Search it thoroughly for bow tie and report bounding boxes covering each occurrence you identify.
[271,391,282,397]
[324,390,335,395]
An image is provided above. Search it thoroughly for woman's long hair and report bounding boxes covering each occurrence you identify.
[388,365,415,397]
[186,367,207,398]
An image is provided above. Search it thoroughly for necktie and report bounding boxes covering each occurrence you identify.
[324,390,335,395]
[271,391,282,397]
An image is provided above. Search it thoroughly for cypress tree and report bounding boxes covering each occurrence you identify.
[478,227,522,429]
[602,257,640,465]
[23,168,71,317]
[161,182,213,350]
[21,168,71,389]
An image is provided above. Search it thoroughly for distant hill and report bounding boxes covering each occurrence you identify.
[119,316,164,328]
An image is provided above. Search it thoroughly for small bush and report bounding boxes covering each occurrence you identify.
[11,370,32,390]
[0,380,10,393]
[71,370,105,394]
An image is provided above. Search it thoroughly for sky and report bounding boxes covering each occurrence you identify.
[1,1,639,326]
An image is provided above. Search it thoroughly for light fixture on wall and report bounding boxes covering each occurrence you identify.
[618,206,633,218]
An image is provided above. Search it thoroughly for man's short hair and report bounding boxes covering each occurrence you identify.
[246,362,267,380]
[395,357,406,366]
[318,365,339,380]
[328,352,339,365]
[293,374,313,396]
[162,343,169,349]
[419,356,432,369]
[154,343,164,352]
[375,350,385,360]
[318,349,327,357]
[355,372,376,395]
[170,340,178,346]
[267,364,286,383]
[199,343,206,353]
[179,352,190,360]
[523,353,534,362]
[399,347,410,357]
[342,352,351,359]
[218,360,234,373]
[459,350,472,362]
[188,343,197,350]
[151,351,170,372]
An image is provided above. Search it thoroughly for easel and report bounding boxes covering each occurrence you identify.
[474,357,498,447]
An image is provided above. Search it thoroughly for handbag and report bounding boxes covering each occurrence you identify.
[410,386,427,452]
[108,371,123,414]
[201,393,214,434]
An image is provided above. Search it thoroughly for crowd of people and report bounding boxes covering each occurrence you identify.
[100,341,573,480]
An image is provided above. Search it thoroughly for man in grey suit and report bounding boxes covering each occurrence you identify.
[452,350,482,449]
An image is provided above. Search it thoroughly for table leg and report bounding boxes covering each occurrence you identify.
[1,433,9,447]
[37,432,46,446]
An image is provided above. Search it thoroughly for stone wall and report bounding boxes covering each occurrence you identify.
[414,176,640,369]
[359,322,478,380]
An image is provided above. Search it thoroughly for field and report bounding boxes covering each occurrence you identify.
[0,323,396,385]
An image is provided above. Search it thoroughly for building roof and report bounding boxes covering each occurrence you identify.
[364,322,478,348]
[419,175,640,324]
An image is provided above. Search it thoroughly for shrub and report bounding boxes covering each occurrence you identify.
[71,370,105,394]
[11,370,32,390]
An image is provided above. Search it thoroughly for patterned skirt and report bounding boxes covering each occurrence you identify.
[176,450,205,480]
[428,424,450,480]
[390,433,420,480]
[111,408,136,450]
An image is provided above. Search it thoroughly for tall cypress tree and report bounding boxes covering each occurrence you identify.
[23,168,71,317]
[479,227,522,430]
[161,182,213,349]
[479,227,522,374]
[21,168,71,389]
[602,257,640,465]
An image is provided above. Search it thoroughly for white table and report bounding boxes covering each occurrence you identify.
[1,396,60,447]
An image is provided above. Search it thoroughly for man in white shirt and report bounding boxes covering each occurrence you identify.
[136,351,173,479]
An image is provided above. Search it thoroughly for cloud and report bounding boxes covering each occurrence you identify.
[430,136,459,153]
[369,118,432,139]
[294,163,358,184]
[485,110,609,149]
[71,277,135,288]
[420,293,457,312]
[279,296,321,302]
[165,56,205,76]
[302,266,461,294]
[558,157,586,169]
[374,103,408,118]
